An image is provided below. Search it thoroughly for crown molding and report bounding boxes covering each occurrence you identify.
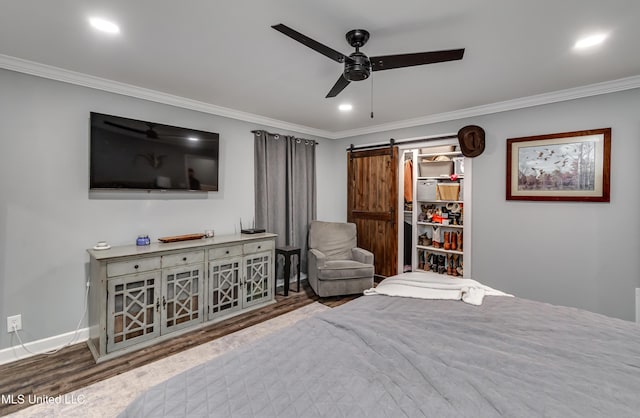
[2,53,639,140]
[334,74,640,138]
[0,54,332,139]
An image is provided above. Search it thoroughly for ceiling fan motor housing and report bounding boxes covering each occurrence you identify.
[344,52,371,81]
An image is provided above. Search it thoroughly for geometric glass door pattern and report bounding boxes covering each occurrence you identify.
[208,257,242,321]
[107,272,160,353]
[243,252,271,308]
[162,264,203,333]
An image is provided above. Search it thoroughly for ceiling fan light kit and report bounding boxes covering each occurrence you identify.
[272,23,465,98]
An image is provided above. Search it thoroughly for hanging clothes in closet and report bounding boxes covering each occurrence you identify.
[404,159,413,205]
[403,156,413,271]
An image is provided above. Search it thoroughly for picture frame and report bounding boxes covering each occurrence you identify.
[506,128,611,202]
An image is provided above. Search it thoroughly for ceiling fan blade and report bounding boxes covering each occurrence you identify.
[104,120,146,135]
[371,48,465,71]
[104,120,160,139]
[272,24,347,63]
[325,74,351,98]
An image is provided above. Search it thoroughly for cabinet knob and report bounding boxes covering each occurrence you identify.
[134,264,139,269]
[182,257,187,261]
[225,250,229,254]
[257,246,261,249]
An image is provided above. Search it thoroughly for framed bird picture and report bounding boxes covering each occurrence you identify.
[506,128,611,202]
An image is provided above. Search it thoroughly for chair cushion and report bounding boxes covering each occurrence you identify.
[309,221,357,260]
[317,260,374,281]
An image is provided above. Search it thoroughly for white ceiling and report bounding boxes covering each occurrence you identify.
[1,0,639,138]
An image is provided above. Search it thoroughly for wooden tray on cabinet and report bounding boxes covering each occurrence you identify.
[158,233,205,243]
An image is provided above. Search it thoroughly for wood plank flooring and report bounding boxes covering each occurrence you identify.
[0,281,359,416]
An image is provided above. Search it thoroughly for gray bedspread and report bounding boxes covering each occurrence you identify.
[119,295,640,417]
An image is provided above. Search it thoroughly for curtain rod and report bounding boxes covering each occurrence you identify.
[346,134,458,152]
[251,129,319,146]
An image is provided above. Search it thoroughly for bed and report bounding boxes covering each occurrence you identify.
[119,273,640,417]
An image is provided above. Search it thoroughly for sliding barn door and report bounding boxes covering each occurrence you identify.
[347,147,398,277]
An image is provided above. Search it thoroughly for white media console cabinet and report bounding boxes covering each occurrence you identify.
[86,232,276,362]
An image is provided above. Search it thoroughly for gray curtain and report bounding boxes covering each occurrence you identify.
[254,130,316,273]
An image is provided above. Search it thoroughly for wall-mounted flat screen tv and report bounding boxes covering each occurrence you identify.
[90,112,219,192]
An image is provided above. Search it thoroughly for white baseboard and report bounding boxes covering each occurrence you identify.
[0,327,89,366]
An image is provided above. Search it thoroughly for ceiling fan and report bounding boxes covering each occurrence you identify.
[272,23,465,98]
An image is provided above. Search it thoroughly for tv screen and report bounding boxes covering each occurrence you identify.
[90,112,219,192]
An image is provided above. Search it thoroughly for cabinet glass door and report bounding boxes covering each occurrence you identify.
[208,257,242,320]
[161,264,204,333]
[243,251,272,308]
[107,272,160,353]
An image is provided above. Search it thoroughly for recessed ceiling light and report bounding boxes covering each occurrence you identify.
[338,103,353,112]
[89,17,120,34]
[574,33,607,50]
[188,136,199,141]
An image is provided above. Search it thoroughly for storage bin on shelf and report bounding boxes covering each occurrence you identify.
[419,161,453,177]
[436,183,460,201]
[416,179,437,201]
[452,157,464,175]
[419,145,455,155]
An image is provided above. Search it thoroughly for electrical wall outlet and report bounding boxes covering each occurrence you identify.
[7,314,22,333]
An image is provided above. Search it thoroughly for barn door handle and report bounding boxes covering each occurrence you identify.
[389,207,395,226]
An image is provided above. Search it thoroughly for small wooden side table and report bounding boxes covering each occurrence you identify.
[275,246,301,296]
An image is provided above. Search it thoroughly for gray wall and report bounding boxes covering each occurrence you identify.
[1,66,637,353]
[334,88,640,321]
[0,69,338,350]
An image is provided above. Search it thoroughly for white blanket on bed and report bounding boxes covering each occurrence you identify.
[364,272,513,305]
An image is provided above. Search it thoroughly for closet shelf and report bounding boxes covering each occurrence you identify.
[417,222,463,229]
[417,175,464,180]
[418,152,463,158]
[416,244,463,255]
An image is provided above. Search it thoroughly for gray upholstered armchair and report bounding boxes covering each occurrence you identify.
[307,220,375,297]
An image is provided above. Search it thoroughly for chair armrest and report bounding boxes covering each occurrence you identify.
[309,248,327,269]
[352,247,374,265]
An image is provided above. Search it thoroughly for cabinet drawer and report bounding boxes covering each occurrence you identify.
[162,250,204,268]
[107,257,161,277]
[243,240,274,254]
[209,245,243,260]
